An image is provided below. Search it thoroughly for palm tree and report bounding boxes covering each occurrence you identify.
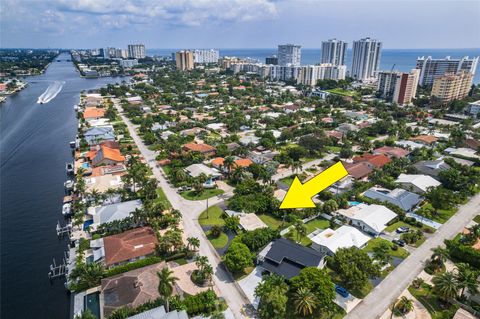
[294,220,307,243]
[157,267,178,312]
[223,156,235,175]
[195,255,209,273]
[455,263,479,298]
[187,237,200,252]
[430,246,448,270]
[293,287,317,317]
[433,271,459,302]
[392,296,414,316]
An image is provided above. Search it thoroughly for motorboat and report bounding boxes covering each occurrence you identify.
[62,203,72,216]
[64,180,74,191]
[69,141,76,149]
[66,162,74,175]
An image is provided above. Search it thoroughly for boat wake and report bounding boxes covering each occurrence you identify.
[37,81,64,104]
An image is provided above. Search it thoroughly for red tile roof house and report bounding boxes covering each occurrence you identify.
[409,135,438,146]
[343,162,375,180]
[182,142,216,157]
[103,227,158,268]
[353,153,392,169]
[373,146,410,159]
[90,145,126,167]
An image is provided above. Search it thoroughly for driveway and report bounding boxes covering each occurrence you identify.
[238,267,263,309]
[346,192,480,319]
[114,100,251,318]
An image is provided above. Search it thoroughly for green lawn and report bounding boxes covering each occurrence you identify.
[198,206,225,226]
[363,238,409,259]
[181,188,224,200]
[385,221,420,233]
[326,146,342,153]
[207,231,229,249]
[258,214,287,230]
[422,203,457,224]
[326,88,357,97]
[474,215,480,223]
[286,218,331,246]
[408,283,459,319]
[280,173,307,186]
[155,188,172,209]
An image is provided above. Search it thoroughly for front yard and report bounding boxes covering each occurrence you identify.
[198,205,225,226]
[181,188,224,200]
[363,237,410,259]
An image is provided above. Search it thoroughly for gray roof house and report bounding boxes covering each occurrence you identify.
[88,199,142,230]
[413,159,451,178]
[257,238,326,279]
[84,126,115,145]
[364,187,422,212]
[126,306,188,319]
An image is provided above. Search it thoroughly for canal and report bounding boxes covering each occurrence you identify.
[0,53,125,319]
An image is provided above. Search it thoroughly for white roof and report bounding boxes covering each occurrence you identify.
[311,226,371,254]
[185,163,221,178]
[239,213,268,231]
[395,140,425,150]
[88,199,142,228]
[338,204,397,233]
[396,174,441,193]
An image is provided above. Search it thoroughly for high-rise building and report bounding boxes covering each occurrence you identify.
[415,56,478,86]
[321,39,347,66]
[297,64,347,86]
[175,50,194,71]
[351,37,382,81]
[193,49,219,63]
[127,44,146,59]
[277,44,301,66]
[377,69,420,105]
[266,55,278,65]
[431,71,473,104]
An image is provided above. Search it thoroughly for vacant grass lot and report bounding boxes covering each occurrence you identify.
[181,188,224,200]
[198,205,225,226]
[258,213,287,230]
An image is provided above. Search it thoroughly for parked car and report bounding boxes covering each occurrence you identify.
[392,239,406,247]
[335,284,349,298]
[396,226,410,233]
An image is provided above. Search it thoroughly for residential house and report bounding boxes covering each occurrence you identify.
[310,225,371,256]
[257,238,326,279]
[395,174,441,194]
[96,227,158,268]
[373,146,410,159]
[409,135,438,146]
[83,107,107,121]
[182,142,216,157]
[353,153,392,169]
[413,159,451,178]
[239,135,261,146]
[364,187,422,212]
[336,203,397,236]
[343,162,374,180]
[88,199,142,231]
[184,163,222,179]
[126,306,188,319]
[84,126,115,145]
[90,145,125,167]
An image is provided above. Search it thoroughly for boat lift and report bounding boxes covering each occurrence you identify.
[48,253,68,280]
[56,221,72,238]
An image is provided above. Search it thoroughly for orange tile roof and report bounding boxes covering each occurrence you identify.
[235,158,253,168]
[183,142,216,153]
[410,135,438,144]
[100,145,125,162]
[103,227,158,266]
[211,157,225,167]
[344,162,374,179]
[83,107,106,119]
[353,153,391,168]
[373,146,410,158]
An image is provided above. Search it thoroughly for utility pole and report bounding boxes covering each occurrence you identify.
[206,197,209,219]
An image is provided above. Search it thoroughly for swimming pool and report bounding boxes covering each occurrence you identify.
[82,163,90,169]
[348,201,362,206]
[84,292,100,318]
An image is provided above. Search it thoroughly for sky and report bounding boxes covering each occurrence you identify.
[1,0,479,49]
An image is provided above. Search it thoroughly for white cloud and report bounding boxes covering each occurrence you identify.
[56,0,278,27]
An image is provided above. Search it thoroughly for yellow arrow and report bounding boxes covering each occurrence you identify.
[280,162,348,209]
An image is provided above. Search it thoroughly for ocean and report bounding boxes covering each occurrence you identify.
[148,48,480,83]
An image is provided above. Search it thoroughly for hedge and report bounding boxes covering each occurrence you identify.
[106,256,162,277]
[445,239,480,268]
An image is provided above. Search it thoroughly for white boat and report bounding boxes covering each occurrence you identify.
[66,162,74,175]
[62,203,72,216]
[64,180,74,191]
[69,141,76,149]
[73,104,78,111]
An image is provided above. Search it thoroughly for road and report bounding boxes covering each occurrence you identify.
[114,101,251,318]
[346,192,480,319]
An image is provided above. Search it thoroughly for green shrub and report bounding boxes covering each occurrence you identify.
[106,257,162,277]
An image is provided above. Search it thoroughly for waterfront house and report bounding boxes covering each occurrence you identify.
[84,126,115,145]
[310,225,371,256]
[336,204,397,236]
[363,187,422,212]
[88,199,142,231]
[83,107,106,121]
[91,227,158,268]
[90,145,125,167]
[257,238,326,279]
